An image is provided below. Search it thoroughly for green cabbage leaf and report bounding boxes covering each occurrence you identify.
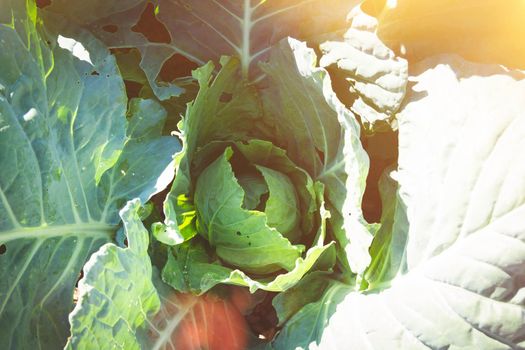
[0,3,179,348]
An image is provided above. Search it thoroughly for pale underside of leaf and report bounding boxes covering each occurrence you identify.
[320,5,408,130]
[273,55,525,349]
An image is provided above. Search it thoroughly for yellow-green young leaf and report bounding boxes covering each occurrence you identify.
[256,165,301,239]
[162,180,335,294]
[194,147,303,274]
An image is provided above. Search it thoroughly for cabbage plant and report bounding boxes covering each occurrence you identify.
[1,0,525,349]
[151,50,357,294]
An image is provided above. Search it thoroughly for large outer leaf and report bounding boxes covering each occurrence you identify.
[0,4,178,349]
[66,199,160,349]
[46,0,357,99]
[260,38,371,275]
[272,56,525,349]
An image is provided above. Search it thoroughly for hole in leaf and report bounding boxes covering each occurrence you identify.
[90,71,100,76]
[111,47,134,54]
[151,188,171,219]
[246,293,278,341]
[158,54,199,82]
[324,66,357,109]
[255,193,268,212]
[0,244,6,255]
[102,24,119,33]
[75,270,84,287]
[220,92,233,103]
[361,130,398,223]
[124,80,143,99]
[316,148,325,164]
[73,288,79,304]
[36,0,51,8]
[132,2,171,44]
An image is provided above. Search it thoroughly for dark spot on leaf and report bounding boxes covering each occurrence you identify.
[132,2,171,44]
[124,238,129,247]
[158,54,199,82]
[236,231,242,236]
[0,244,6,255]
[102,24,119,33]
[220,92,233,103]
[248,242,251,246]
[90,71,100,76]
[106,74,110,78]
